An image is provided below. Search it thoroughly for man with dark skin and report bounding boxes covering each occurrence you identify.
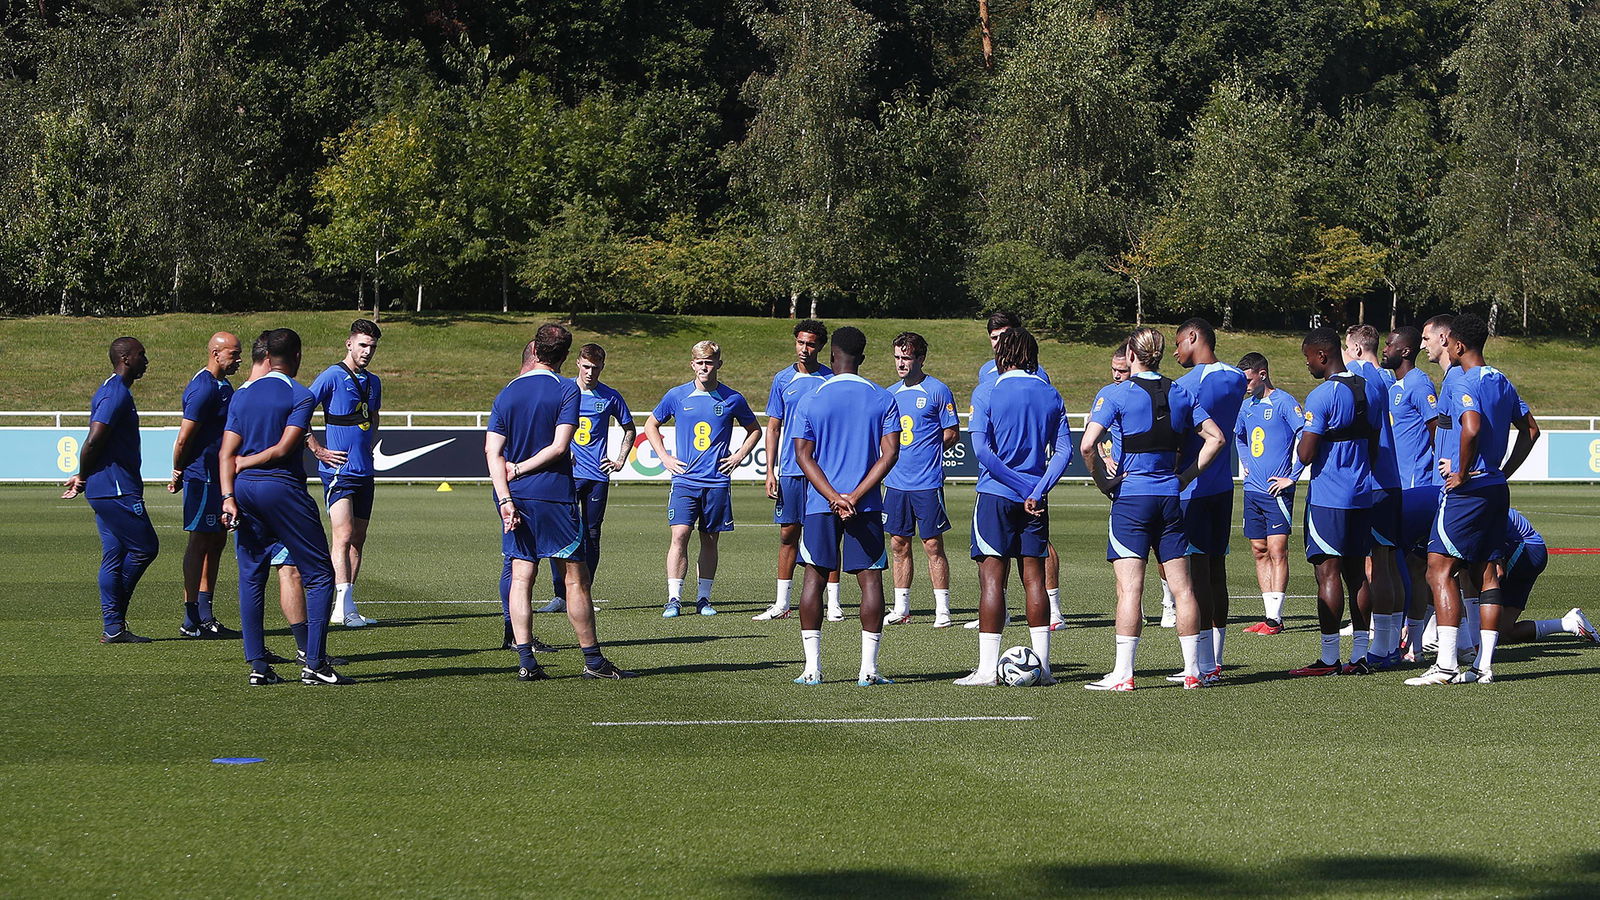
[1382,326,1440,659]
[169,332,243,639]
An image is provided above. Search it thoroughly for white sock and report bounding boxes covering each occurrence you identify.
[1535,618,1565,639]
[1423,607,1438,647]
[1194,628,1216,674]
[826,582,841,610]
[334,582,353,619]
[775,579,792,609]
[933,589,951,617]
[892,587,910,616]
[801,629,821,673]
[860,630,881,677]
[1478,629,1499,673]
[1161,580,1174,608]
[1372,616,1393,657]
[696,578,714,602]
[1390,613,1407,651]
[977,631,1002,678]
[1321,633,1340,666]
[1437,625,1460,670]
[1113,634,1139,680]
[1462,598,1480,645]
[1178,632,1200,677]
[667,578,684,602]
[1351,630,1370,663]
[1211,626,1226,669]
[1047,588,1062,622]
[1263,592,1285,622]
[1030,625,1050,667]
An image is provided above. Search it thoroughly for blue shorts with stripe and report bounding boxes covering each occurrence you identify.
[504,499,585,563]
[668,483,734,532]
[182,478,225,533]
[773,474,807,526]
[1492,541,1547,610]
[1304,504,1371,561]
[883,487,951,540]
[1400,486,1440,555]
[1366,487,1402,549]
[320,473,375,519]
[1242,489,1294,540]
[1429,480,1509,563]
[1108,494,1185,562]
[1182,490,1233,556]
[800,512,886,572]
[266,542,292,567]
[971,493,1050,561]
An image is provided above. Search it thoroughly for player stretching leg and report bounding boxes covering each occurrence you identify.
[1407,314,1538,685]
[1382,326,1440,661]
[306,319,383,628]
[957,330,1076,686]
[168,332,243,639]
[883,332,961,627]
[488,325,632,681]
[1235,353,1302,636]
[62,337,159,644]
[645,341,761,617]
[756,320,837,621]
[789,327,900,685]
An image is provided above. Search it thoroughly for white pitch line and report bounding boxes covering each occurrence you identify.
[591,716,1035,727]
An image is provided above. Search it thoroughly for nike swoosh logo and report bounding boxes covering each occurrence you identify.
[372,438,455,471]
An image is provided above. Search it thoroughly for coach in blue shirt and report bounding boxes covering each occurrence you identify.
[168,332,242,639]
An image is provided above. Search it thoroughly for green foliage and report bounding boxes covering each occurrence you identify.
[967,241,1122,332]
[1292,225,1389,319]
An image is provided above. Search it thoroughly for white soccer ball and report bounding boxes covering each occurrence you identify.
[998,646,1043,686]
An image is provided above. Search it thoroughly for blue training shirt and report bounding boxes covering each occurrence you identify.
[84,375,143,499]
[1389,367,1438,490]
[1301,371,1381,509]
[1448,365,1525,487]
[794,374,899,516]
[885,375,959,492]
[1347,359,1402,491]
[487,369,580,502]
[1234,388,1304,494]
[651,382,758,489]
[1089,372,1205,499]
[571,383,632,483]
[1433,366,1461,486]
[971,370,1072,503]
[767,363,831,477]
[226,372,315,486]
[977,359,1050,389]
[309,364,382,479]
[1177,361,1247,499]
[180,369,234,484]
[1504,508,1542,550]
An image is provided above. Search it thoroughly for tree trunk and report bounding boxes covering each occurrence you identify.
[1357,296,1365,325]
[978,0,995,70]
[1488,300,1500,336]
[500,257,509,314]
[1388,280,1399,331]
[358,276,365,311]
[172,258,181,312]
[416,283,423,313]
[1521,286,1528,331]
[1134,281,1143,325]
[809,292,819,318]
[1222,299,1233,331]
[788,289,799,319]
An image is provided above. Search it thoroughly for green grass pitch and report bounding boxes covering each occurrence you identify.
[3,481,1599,898]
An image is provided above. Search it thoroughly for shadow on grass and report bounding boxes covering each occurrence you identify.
[605,633,768,649]
[641,659,794,675]
[566,312,706,339]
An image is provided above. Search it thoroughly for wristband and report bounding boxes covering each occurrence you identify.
[221,493,234,500]
[497,497,514,506]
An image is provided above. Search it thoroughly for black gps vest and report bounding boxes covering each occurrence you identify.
[1123,375,1182,454]
[322,363,373,428]
[1322,372,1373,443]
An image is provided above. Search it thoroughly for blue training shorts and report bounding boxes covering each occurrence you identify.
[1183,490,1233,556]
[1304,503,1371,561]
[182,478,225,533]
[800,512,886,572]
[773,474,807,526]
[1430,480,1510,563]
[882,487,951,540]
[1400,486,1440,556]
[321,473,375,520]
[1242,489,1293,540]
[668,483,734,533]
[1108,493,1185,563]
[971,492,1050,561]
[1493,542,1547,610]
[1367,487,1402,549]
[504,498,585,562]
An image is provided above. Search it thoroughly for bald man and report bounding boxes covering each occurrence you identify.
[169,332,243,638]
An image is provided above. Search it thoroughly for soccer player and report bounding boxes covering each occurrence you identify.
[882,332,961,627]
[306,318,382,628]
[1382,326,1439,658]
[756,320,837,622]
[487,323,632,681]
[957,329,1077,686]
[539,342,634,614]
[1234,352,1303,635]
[644,340,762,617]
[1173,318,1247,676]
[790,326,900,685]
[62,337,159,644]
[494,342,557,653]
[168,332,243,639]
[1080,327,1223,690]
[1289,327,1382,677]
[219,328,347,685]
[1457,509,1600,683]
[1406,312,1539,685]
[1343,324,1406,668]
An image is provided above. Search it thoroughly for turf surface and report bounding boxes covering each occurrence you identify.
[3,481,1599,898]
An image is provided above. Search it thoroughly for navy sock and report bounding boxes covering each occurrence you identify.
[581,644,605,667]
[515,642,537,669]
[289,621,308,653]
[252,659,271,674]
[197,591,215,623]
[183,601,202,630]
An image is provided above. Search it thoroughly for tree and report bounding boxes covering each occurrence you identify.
[1292,225,1388,324]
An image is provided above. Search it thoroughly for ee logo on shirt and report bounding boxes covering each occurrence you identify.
[693,421,713,452]
[1250,427,1266,458]
[575,416,594,446]
[899,415,915,446]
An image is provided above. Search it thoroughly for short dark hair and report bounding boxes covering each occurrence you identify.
[1391,326,1422,352]
[1112,344,1128,361]
[1423,313,1455,333]
[1449,312,1489,352]
[986,310,1022,332]
[994,329,1038,374]
[578,342,605,365]
[1302,326,1340,353]
[1177,317,1216,349]
[263,328,301,362]
[1239,352,1268,371]
[794,319,828,346]
[521,340,537,368]
[534,324,572,366]
[350,318,382,340]
[832,325,866,362]
[892,332,927,359]
[252,334,270,364]
[109,336,140,366]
